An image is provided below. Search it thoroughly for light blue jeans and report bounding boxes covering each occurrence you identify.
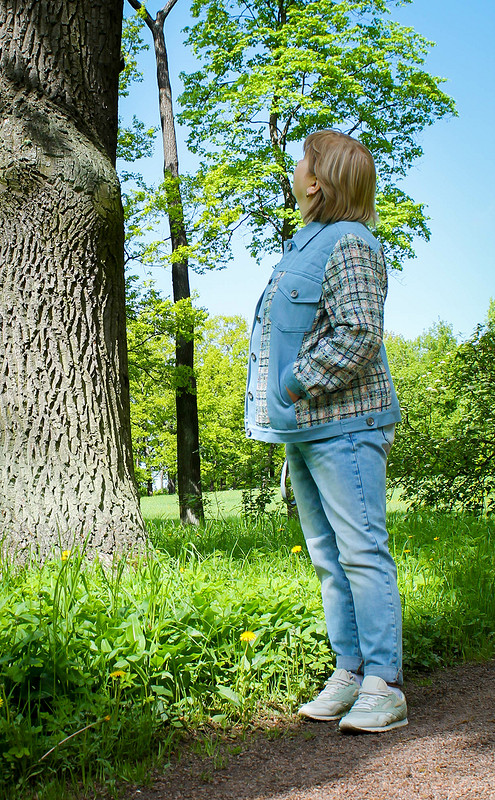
[286,425,403,685]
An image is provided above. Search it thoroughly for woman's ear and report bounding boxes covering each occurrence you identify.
[305,179,320,198]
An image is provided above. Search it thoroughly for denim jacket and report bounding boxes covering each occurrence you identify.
[245,220,401,443]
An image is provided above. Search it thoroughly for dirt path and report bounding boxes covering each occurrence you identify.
[125,661,495,800]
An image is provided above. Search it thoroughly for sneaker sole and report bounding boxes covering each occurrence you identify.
[298,710,346,721]
[340,717,408,734]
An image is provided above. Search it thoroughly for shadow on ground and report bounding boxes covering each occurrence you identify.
[124,660,495,800]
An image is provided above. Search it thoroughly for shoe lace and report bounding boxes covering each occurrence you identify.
[352,690,386,711]
[320,676,353,698]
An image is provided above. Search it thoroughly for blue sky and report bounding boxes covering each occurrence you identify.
[120,0,495,341]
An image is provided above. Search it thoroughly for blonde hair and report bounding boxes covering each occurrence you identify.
[302,130,377,226]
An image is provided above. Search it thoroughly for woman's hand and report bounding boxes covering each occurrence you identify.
[286,386,301,404]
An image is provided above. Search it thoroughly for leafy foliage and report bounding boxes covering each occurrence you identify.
[178,0,456,266]
[126,278,207,494]
[126,297,283,496]
[118,14,157,175]
[387,310,495,514]
[1,509,493,795]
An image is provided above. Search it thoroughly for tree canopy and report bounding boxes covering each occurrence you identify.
[178,0,456,267]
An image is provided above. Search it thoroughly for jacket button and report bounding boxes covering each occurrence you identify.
[251,353,257,362]
[286,241,293,251]
[290,289,299,298]
[246,428,252,437]
[248,391,253,401]
[256,315,261,323]
[366,417,375,426]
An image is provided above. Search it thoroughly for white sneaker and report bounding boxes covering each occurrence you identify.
[339,675,408,733]
[298,669,360,721]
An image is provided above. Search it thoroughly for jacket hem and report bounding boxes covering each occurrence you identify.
[246,408,402,443]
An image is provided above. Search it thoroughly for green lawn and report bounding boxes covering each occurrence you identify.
[140,488,265,520]
[140,487,406,520]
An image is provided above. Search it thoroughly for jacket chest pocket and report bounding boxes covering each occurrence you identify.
[269,272,322,333]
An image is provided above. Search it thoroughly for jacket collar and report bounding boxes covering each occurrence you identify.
[285,221,329,252]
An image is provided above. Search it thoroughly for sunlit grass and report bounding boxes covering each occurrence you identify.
[140,487,287,521]
[0,495,493,798]
[140,486,407,520]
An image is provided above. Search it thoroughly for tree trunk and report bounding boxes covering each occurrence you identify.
[0,0,146,558]
[269,104,296,243]
[129,0,204,525]
[155,12,204,524]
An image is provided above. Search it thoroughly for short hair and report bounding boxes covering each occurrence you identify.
[302,130,377,226]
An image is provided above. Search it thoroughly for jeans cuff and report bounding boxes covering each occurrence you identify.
[363,666,403,685]
[336,656,364,674]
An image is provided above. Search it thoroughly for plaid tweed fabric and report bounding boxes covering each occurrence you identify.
[255,271,284,427]
[257,234,392,429]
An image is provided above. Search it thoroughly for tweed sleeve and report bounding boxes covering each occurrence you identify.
[292,234,388,396]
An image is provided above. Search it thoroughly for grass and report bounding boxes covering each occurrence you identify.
[0,493,493,798]
[140,487,289,521]
[139,487,407,521]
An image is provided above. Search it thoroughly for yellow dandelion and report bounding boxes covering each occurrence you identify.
[103,714,111,721]
[0,698,4,708]
[240,631,256,644]
[433,537,440,541]
[180,567,185,573]
[291,545,302,554]
[61,550,71,561]
[404,549,411,553]
[109,669,126,679]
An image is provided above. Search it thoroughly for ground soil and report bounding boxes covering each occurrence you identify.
[124,660,495,800]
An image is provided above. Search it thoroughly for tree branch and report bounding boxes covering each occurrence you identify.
[280,103,301,146]
[239,1,257,22]
[126,0,155,32]
[159,0,182,21]
[347,118,363,136]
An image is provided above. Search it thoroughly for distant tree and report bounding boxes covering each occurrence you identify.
[195,315,284,491]
[126,277,205,496]
[0,0,146,557]
[179,0,456,267]
[126,279,176,495]
[386,317,495,515]
[195,316,249,489]
[126,0,205,524]
[445,318,495,513]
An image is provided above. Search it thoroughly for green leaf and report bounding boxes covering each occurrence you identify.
[216,685,242,707]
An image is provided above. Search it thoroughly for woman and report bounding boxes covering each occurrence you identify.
[245,130,407,733]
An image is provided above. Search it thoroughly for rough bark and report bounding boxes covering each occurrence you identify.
[128,0,204,525]
[0,0,146,558]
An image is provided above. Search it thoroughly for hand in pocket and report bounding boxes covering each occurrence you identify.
[286,386,301,404]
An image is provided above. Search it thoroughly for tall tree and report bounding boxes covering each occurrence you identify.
[0,0,146,557]
[126,0,204,524]
[179,0,456,266]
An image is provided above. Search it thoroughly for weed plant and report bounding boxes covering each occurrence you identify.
[0,509,493,798]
